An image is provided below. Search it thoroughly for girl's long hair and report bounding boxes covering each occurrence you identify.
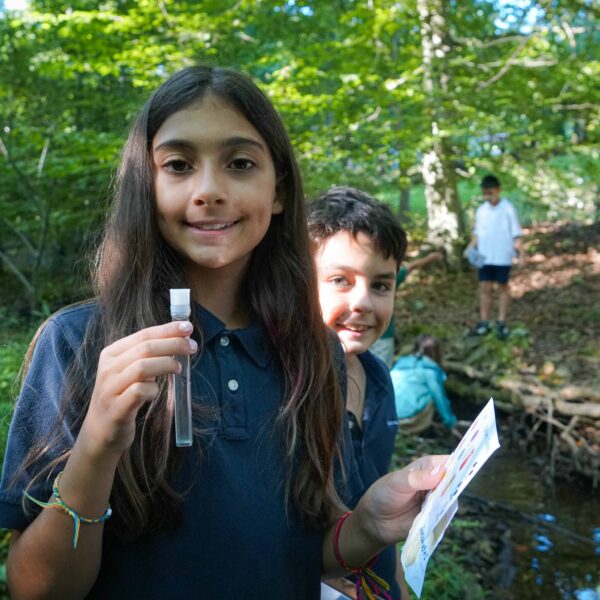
[18,66,346,538]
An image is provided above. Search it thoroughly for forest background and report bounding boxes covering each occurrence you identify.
[0,1,598,598]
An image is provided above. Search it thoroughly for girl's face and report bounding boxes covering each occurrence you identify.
[152,96,283,285]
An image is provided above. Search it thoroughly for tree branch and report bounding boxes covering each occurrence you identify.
[553,103,599,111]
[1,217,38,258]
[478,37,529,89]
[36,138,50,178]
[451,33,531,49]
[0,134,44,211]
[0,247,34,296]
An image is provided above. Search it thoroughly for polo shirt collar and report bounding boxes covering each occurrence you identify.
[192,302,272,368]
[233,326,272,368]
[359,351,388,393]
[358,350,387,422]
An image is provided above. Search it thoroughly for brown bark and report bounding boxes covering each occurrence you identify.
[417,0,466,258]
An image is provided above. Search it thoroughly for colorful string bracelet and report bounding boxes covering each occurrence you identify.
[333,511,392,600]
[24,471,112,549]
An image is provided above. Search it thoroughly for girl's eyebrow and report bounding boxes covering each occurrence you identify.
[221,136,266,152]
[153,136,266,153]
[153,139,195,153]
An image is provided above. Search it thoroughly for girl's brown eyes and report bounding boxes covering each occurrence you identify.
[161,158,256,173]
[164,159,191,173]
[228,158,255,171]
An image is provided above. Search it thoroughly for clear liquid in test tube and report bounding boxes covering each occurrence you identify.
[170,288,192,447]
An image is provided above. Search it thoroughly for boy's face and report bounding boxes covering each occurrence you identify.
[482,186,501,205]
[314,231,397,357]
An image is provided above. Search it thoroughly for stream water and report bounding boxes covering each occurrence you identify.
[467,447,599,599]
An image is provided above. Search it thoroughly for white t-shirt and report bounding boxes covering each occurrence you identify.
[474,198,522,266]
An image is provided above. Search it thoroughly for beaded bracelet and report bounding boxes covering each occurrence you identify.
[333,511,392,600]
[24,471,112,549]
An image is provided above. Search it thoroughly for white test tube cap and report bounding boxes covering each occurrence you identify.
[170,288,191,319]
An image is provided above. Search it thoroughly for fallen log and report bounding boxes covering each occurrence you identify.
[444,360,489,382]
[447,369,600,419]
[445,377,513,405]
[555,399,600,418]
[444,360,600,482]
[495,377,550,397]
[558,385,600,402]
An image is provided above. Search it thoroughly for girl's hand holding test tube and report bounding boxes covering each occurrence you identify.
[80,320,197,458]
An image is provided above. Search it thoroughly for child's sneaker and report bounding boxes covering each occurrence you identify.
[496,321,509,340]
[472,320,491,336]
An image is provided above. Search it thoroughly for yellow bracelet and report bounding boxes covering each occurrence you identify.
[24,471,112,549]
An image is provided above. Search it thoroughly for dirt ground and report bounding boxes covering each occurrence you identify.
[394,221,600,387]
[391,223,600,598]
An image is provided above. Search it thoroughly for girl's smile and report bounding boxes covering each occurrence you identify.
[186,219,240,234]
[152,95,283,286]
[336,322,373,336]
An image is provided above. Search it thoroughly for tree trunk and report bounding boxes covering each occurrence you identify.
[418,0,466,260]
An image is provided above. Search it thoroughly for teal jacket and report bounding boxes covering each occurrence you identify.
[390,354,456,428]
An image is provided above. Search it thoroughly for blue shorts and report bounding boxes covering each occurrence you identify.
[478,265,511,284]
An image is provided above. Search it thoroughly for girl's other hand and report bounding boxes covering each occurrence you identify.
[355,455,448,546]
[79,321,197,459]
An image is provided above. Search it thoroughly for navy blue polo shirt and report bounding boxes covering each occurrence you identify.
[0,302,360,599]
[348,350,399,488]
[347,350,400,599]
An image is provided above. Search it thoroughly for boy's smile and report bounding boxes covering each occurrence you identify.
[314,231,397,357]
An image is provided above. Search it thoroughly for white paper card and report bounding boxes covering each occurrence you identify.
[401,398,500,597]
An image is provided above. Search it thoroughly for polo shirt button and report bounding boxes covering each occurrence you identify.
[220,336,230,347]
[227,379,239,392]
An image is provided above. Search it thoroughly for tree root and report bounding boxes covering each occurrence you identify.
[444,361,600,486]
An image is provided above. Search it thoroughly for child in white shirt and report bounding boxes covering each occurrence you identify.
[467,174,525,339]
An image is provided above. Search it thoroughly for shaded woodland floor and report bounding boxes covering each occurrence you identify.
[395,220,600,387]
[393,221,599,598]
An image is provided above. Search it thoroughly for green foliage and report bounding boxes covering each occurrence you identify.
[0,529,8,599]
[1,1,598,316]
[0,6,596,592]
[0,319,35,600]
[464,326,530,372]
[416,548,489,599]
[0,319,35,464]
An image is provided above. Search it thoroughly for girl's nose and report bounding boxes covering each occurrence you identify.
[192,167,226,206]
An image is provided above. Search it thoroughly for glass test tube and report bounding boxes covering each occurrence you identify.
[170,288,192,447]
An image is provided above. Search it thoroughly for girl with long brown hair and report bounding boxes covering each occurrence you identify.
[0,66,445,599]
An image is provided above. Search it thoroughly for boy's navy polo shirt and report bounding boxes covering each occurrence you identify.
[347,349,401,599]
[0,302,360,600]
[348,350,399,487]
